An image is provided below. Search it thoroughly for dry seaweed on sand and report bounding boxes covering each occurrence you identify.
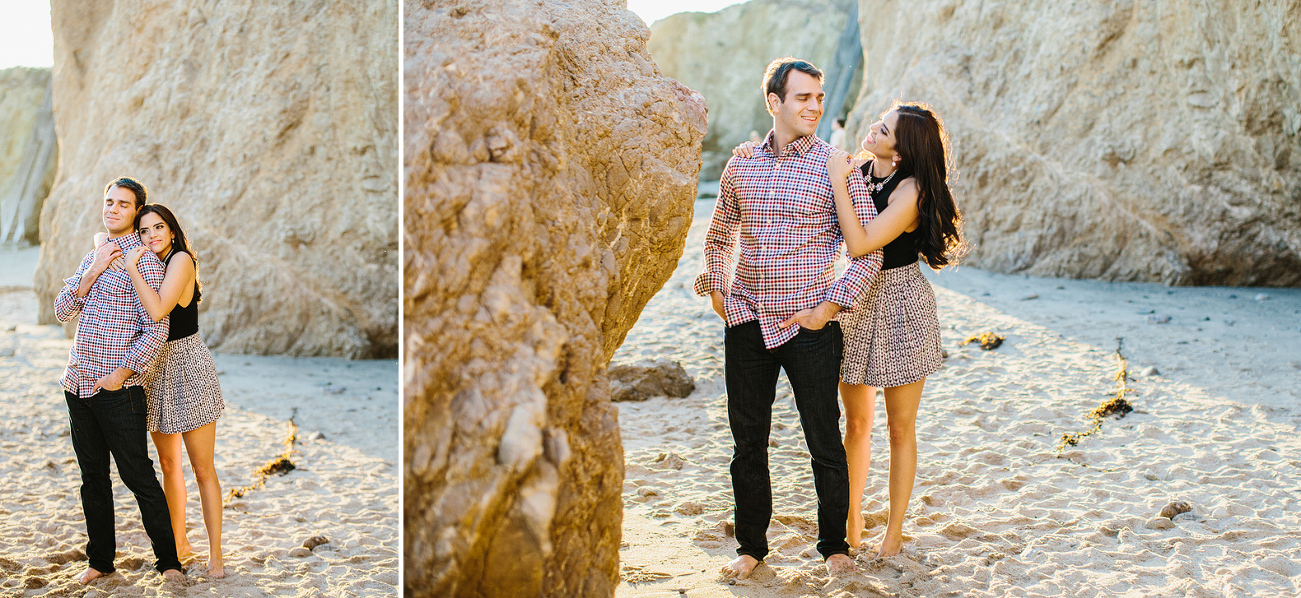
[225,409,300,504]
[1057,338,1135,452]
[962,331,1005,350]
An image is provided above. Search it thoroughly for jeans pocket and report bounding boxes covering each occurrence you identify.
[94,386,129,400]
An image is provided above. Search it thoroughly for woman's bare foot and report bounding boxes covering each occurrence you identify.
[847,510,864,549]
[176,539,193,560]
[78,567,108,585]
[720,554,759,580]
[208,558,225,579]
[826,553,855,574]
[874,531,904,558]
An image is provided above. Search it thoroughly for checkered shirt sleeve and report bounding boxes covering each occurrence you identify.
[692,168,740,298]
[825,167,883,308]
[121,252,168,376]
[54,252,95,321]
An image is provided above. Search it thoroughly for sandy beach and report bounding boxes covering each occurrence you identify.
[0,246,398,597]
[611,199,1301,598]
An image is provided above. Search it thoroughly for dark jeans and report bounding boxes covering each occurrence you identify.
[65,387,181,574]
[725,320,850,560]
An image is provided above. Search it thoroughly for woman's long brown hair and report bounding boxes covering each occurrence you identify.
[891,102,964,268]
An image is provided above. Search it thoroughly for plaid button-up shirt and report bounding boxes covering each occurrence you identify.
[694,132,883,349]
[55,232,169,398]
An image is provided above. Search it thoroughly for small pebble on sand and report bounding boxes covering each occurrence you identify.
[1159,501,1192,519]
[1144,517,1176,530]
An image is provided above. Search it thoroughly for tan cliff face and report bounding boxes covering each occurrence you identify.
[649,0,858,180]
[0,68,48,188]
[0,67,57,246]
[847,0,1301,286]
[401,0,706,596]
[34,0,398,357]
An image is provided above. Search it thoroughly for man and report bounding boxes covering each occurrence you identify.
[54,177,183,584]
[694,58,883,579]
[829,117,848,152]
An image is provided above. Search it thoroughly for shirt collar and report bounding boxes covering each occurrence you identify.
[763,130,818,158]
[112,232,142,249]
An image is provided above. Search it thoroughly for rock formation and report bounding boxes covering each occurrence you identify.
[402,1,706,596]
[846,0,1301,286]
[649,0,859,179]
[0,67,57,246]
[34,0,398,357]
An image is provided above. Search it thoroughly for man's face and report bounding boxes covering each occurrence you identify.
[102,185,139,236]
[770,70,824,140]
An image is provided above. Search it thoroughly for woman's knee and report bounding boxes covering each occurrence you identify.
[845,414,872,438]
[887,419,916,444]
[191,461,219,485]
[156,452,184,474]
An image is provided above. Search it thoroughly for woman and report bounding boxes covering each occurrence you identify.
[734,102,962,557]
[120,204,226,578]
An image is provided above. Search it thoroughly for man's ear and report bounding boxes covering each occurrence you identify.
[767,92,781,113]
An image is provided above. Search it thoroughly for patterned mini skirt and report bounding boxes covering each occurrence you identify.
[839,261,943,388]
[144,332,224,434]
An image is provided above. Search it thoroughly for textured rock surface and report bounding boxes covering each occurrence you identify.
[609,359,695,402]
[34,0,398,357]
[402,0,706,596]
[846,0,1301,286]
[0,67,57,245]
[649,0,857,179]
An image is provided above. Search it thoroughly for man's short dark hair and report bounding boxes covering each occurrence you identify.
[762,57,824,115]
[104,177,147,210]
[836,118,846,127]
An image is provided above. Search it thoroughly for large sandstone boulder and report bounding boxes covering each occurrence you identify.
[34,0,398,357]
[402,1,706,596]
[0,67,57,246]
[846,0,1301,286]
[649,0,859,179]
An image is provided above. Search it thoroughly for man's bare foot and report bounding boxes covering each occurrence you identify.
[826,553,855,574]
[847,510,864,549]
[208,558,225,579]
[162,568,185,582]
[874,531,904,558]
[720,554,760,580]
[78,567,107,585]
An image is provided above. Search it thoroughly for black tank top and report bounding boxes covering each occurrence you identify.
[162,250,201,342]
[861,163,920,270]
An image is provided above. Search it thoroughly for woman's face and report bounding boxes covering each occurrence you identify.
[860,109,901,159]
[138,212,173,257]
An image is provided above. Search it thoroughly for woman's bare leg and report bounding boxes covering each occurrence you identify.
[876,378,925,558]
[150,431,191,558]
[839,382,876,549]
[181,422,223,578]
